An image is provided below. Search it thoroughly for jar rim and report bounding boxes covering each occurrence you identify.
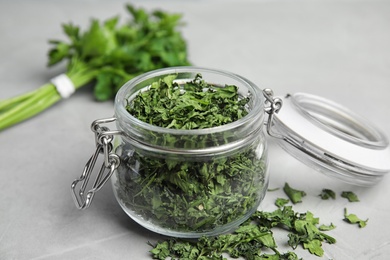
[114,66,264,135]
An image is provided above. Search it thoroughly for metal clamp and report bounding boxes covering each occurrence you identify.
[71,117,122,209]
[263,89,284,139]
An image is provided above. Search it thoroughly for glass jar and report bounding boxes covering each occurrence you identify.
[71,66,390,238]
[112,68,267,238]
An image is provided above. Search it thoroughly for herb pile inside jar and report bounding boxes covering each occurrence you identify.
[113,73,267,236]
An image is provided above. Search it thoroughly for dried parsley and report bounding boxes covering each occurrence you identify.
[149,205,337,259]
[319,223,336,231]
[283,183,306,204]
[343,208,368,228]
[341,191,360,202]
[319,189,336,200]
[126,73,249,129]
[114,73,266,233]
[275,198,289,208]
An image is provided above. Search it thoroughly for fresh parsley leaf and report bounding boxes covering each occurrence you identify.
[48,4,191,101]
[283,183,306,204]
[341,191,360,202]
[343,208,368,228]
[319,188,336,200]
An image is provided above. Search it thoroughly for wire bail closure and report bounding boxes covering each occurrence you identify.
[263,89,283,139]
[71,117,122,209]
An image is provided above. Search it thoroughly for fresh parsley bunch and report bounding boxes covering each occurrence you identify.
[0,4,190,131]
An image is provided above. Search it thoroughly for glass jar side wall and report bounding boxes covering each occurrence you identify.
[111,134,269,238]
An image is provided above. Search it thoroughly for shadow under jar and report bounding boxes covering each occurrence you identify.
[111,67,268,238]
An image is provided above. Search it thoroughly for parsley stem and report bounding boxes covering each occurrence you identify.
[0,67,97,131]
[0,84,60,130]
[0,90,35,112]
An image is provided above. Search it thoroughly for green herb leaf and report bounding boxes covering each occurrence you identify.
[303,239,324,256]
[344,208,368,228]
[47,41,70,66]
[275,198,290,208]
[341,191,360,202]
[319,188,336,200]
[283,183,306,204]
[48,4,190,101]
[80,19,118,58]
[319,223,336,231]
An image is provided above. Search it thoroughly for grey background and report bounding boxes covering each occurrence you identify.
[1,0,390,259]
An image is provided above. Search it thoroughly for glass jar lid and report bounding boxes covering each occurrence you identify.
[270,92,390,186]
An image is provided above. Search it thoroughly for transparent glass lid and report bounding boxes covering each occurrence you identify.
[271,92,390,186]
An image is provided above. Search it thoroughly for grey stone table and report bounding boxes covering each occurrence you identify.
[1,0,390,259]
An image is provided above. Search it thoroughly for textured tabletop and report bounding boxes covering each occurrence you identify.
[1,0,390,259]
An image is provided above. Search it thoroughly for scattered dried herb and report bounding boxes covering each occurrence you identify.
[147,182,373,259]
[341,191,359,202]
[343,208,368,228]
[283,183,306,204]
[149,205,336,259]
[284,210,336,256]
[319,189,336,200]
[318,223,336,231]
[149,223,297,260]
[275,198,289,208]
[115,74,266,233]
